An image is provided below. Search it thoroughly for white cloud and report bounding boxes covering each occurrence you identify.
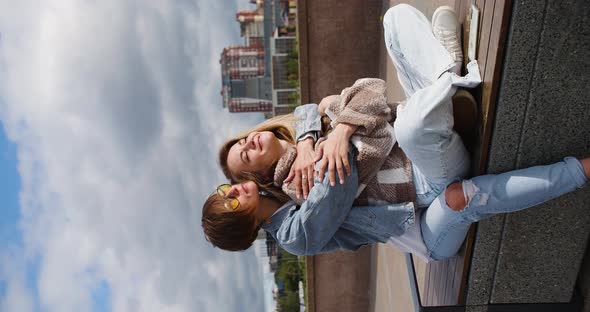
[0,247,35,312]
[0,0,267,311]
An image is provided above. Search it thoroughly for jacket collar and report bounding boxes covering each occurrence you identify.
[262,201,296,232]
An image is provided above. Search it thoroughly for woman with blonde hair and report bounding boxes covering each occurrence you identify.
[217,113,314,203]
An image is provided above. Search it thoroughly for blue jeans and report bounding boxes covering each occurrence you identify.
[384,4,588,260]
[423,158,588,260]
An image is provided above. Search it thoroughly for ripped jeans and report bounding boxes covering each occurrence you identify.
[421,158,588,260]
[384,4,589,260]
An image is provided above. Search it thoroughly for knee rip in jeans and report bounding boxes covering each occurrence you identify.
[445,180,489,211]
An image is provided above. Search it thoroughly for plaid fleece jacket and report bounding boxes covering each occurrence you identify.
[274,78,416,207]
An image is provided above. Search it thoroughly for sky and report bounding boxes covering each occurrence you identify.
[0,0,272,311]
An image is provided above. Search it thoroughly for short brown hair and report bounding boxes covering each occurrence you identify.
[201,193,261,251]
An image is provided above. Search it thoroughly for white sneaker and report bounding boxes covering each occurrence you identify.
[432,6,463,74]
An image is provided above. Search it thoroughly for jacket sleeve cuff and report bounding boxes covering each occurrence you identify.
[295,103,321,140]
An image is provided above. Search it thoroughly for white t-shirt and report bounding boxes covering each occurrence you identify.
[387,209,433,262]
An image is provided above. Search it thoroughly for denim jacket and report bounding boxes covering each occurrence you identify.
[261,104,415,256]
[294,102,322,142]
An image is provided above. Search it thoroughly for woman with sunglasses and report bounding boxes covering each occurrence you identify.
[202,5,590,260]
[204,155,590,259]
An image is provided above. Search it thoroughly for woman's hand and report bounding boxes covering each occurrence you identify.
[284,137,316,199]
[315,123,358,186]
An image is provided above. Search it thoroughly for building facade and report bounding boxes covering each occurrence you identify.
[220,46,272,112]
[219,0,299,116]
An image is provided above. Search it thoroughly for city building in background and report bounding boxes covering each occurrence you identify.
[220,46,272,113]
[220,0,299,117]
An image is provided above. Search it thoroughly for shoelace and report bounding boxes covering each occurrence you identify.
[434,29,463,63]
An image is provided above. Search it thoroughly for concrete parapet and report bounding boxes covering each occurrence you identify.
[298,0,383,104]
[297,0,383,311]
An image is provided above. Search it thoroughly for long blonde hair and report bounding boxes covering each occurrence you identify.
[219,114,299,203]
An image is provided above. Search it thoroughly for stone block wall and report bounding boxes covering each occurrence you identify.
[467,0,590,306]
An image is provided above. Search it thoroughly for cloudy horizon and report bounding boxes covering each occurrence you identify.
[0,0,270,311]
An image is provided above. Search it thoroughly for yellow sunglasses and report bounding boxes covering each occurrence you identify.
[216,184,240,211]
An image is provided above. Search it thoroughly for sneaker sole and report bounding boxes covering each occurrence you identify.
[432,6,457,25]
